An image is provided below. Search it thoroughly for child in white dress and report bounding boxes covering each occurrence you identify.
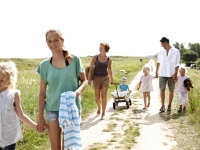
[176,66,191,112]
[137,66,154,110]
[0,61,37,150]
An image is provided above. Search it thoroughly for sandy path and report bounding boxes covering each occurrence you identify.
[80,63,142,149]
[132,60,177,150]
[81,59,177,150]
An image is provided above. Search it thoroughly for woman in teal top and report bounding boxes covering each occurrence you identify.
[37,29,87,150]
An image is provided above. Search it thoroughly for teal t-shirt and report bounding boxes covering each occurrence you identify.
[37,55,84,113]
[119,84,129,91]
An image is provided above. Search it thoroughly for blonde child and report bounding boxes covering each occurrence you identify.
[176,66,191,112]
[137,66,154,110]
[0,61,37,150]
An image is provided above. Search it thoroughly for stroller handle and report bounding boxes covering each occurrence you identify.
[111,82,119,85]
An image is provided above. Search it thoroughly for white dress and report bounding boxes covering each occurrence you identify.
[0,89,23,148]
[140,74,154,92]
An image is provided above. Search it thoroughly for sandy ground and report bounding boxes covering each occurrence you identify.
[132,60,177,150]
[81,59,177,150]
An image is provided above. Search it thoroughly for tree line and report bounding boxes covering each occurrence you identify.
[173,42,200,65]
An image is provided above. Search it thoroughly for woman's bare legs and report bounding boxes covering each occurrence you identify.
[47,119,62,150]
[101,86,108,120]
[94,88,101,115]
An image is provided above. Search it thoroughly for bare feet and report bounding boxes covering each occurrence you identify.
[97,107,101,115]
[143,107,147,110]
[101,113,105,120]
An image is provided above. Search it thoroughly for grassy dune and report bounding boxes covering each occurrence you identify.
[0,57,148,150]
[187,69,200,122]
[169,68,200,149]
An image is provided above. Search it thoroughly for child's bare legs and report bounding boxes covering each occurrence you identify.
[143,92,147,109]
[146,92,151,107]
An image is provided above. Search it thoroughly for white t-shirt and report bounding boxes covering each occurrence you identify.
[157,48,180,77]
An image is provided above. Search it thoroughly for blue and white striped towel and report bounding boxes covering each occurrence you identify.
[59,91,82,150]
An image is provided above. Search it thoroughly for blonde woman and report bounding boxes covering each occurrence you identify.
[36,29,87,149]
[88,43,114,120]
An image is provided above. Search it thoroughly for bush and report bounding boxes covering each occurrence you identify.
[182,50,198,63]
[196,60,200,67]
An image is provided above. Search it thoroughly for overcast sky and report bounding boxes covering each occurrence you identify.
[0,0,200,58]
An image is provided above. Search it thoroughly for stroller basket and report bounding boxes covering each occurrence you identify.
[111,83,132,109]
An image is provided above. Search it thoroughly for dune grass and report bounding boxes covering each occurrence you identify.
[168,68,200,150]
[187,69,200,122]
[0,57,148,150]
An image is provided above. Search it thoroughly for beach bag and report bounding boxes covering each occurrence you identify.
[85,66,93,80]
[85,55,98,80]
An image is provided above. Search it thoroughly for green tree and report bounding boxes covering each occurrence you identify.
[179,48,188,57]
[188,43,200,58]
[182,50,198,62]
[180,43,184,49]
[173,42,180,50]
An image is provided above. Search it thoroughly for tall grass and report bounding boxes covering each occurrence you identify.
[187,69,200,123]
[0,57,149,150]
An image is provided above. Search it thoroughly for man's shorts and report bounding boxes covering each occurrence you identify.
[159,77,175,91]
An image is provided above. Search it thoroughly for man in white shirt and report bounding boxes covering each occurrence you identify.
[155,37,180,112]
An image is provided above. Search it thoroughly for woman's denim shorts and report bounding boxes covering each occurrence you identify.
[46,110,81,123]
[46,110,59,122]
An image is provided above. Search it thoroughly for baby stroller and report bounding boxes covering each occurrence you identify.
[111,83,132,109]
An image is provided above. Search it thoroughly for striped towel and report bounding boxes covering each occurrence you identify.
[59,91,82,150]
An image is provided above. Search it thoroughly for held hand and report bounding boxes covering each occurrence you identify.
[155,72,158,78]
[172,73,177,81]
[37,118,47,133]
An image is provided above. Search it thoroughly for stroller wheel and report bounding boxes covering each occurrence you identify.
[113,102,116,109]
[129,99,132,105]
[126,101,129,109]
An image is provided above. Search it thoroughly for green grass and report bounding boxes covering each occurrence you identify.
[102,123,117,132]
[166,68,200,150]
[88,142,108,150]
[187,69,200,122]
[0,56,148,150]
